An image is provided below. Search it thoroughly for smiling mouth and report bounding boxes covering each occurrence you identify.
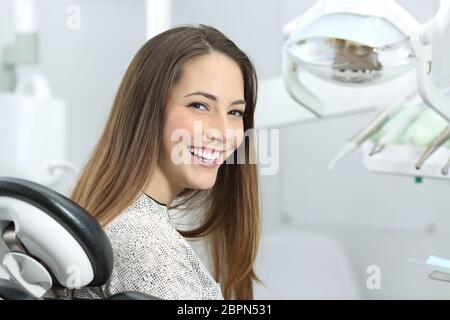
[187,146,223,165]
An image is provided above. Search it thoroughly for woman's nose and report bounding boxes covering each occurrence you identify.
[204,113,227,144]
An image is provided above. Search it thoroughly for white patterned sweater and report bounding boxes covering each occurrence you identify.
[73,191,224,300]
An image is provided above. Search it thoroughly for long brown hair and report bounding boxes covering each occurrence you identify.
[70,24,261,299]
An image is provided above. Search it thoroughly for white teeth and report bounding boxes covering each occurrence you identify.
[189,147,221,161]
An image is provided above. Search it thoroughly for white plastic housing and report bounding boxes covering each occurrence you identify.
[12,0,38,34]
[0,197,95,289]
[0,73,67,185]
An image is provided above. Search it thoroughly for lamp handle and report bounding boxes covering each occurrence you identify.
[282,52,325,118]
[411,37,450,122]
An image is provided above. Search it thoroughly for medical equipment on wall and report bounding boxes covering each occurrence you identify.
[1,0,39,92]
[0,0,78,190]
[0,72,78,189]
[0,2,85,298]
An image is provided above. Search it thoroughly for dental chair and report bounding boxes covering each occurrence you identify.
[0,176,159,300]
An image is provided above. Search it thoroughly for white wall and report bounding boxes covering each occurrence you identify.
[0,0,13,45]
[33,0,147,169]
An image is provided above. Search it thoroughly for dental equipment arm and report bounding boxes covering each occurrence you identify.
[283,52,324,118]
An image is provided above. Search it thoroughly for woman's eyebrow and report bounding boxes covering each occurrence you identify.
[184,91,246,106]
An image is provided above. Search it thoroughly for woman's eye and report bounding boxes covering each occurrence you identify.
[188,102,208,111]
[188,103,244,118]
[229,110,245,118]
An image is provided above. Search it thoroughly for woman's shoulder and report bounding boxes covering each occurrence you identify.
[81,194,224,299]
[102,195,193,261]
[104,193,171,236]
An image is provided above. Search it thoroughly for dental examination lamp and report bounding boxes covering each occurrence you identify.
[283,0,450,120]
[280,0,450,174]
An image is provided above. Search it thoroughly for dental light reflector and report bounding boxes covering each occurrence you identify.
[282,1,450,120]
[285,13,415,85]
[286,36,415,86]
[285,13,415,86]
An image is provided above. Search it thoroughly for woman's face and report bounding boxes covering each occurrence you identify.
[160,52,246,191]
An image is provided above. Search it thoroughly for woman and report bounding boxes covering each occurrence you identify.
[71,24,261,300]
